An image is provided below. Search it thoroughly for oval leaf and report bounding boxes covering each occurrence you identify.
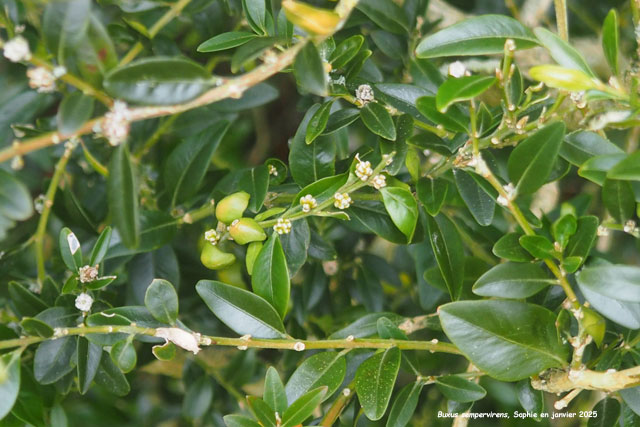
[473,262,555,298]
[355,347,401,421]
[144,278,178,325]
[251,234,290,319]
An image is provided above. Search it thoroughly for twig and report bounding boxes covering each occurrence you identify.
[553,0,569,41]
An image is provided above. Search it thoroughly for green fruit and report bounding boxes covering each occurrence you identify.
[200,243,236,270]
[246,241,263,275]
[582,306,605,348]
[215,191,250,224]
[229,218,267,245]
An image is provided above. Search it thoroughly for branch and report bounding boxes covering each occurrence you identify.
[532,366,640,393]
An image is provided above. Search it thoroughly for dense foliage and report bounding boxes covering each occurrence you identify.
[1,0,640,425]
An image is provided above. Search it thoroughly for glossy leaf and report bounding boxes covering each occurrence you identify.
[588,398,621,427]
[519,235,555,260]
[602,9,619,75]
[183,377,214,419]
[534,27,595,77]
[108,144,139,248]
[516,380,544,422]
[436,76,496,112]
[43,0,91,61]
[57,91,94,136]
[435,375,486,402]
[104,57,212,105]
[417,177,448,216]
[329,35,364,68]
[94,354,130,396]
[34,336,77,384]
[416,96,468,133]
[110,340,137,373]
[454,169,495,226]
[294,43,326,96]
[577,265,640,302]
[59,227,82,271]
[416,15,538,58]
[20,317,54,338]
[529,65,599,91]
[426,214,464,300]
[305,100,332,144]
[355,347,401,420]
[197,31,257,52]
[602,179,635,222]
[285,351,346,404]
[473,262,555,298]
[281,387,327,427]
[144,279,178,325]
[77,337,102,395]
[361,102,397,141]
[608,152,640,181]
[89,226,112,266]
[380,185,418,240]
[0,350,20,419]
[0,170,33,222]
[566,216,598,266]
[264,367,287,414]
[386,381,423,427]
[492,232,532,262]
[357,0,409,34]
[196,280,287,338]
[252,234,290,319]
[561,131,623,167]
[507,122,566,195]
[439,300,568,381]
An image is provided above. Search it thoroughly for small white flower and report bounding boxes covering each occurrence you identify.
[52,66,67,78]
[299,194,317,213]
[101,100,131,146]
[11,156,23,170]
[448,61,466,78]
[75,292,93,312]
[27,67,56,93]
[155,327,201,354]
[273,218,292,235]
[79,265,99,283]
[497,195,509,207]
[355,84,374,105]
[570,91,587,109]
[597,225,610,237]
[322,260,338,275]
[371,174,386,190]
[3,36,31,62]
[268,164,278,176]
[355,155,373,182]
[333,192,352,210]
[624,219,638,234]
[34,194,46,214]
[204,229,220,245]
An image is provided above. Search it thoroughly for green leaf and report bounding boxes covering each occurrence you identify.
[579,153,627,185]
[0,170,33,221]
[110,340,137,373]
[578,265,640,302]
[329,35,364,68]
[152,341,176,361]
[43,0,91,62]
[294,43,327,96]
[94,353,130,396]
[454,169,495,226]
[417,177,448,216]
[197,31,257,52]
[608,152,640,181]
[247,396,276,427]
[289,105,336,187]
[347,201,408,243]
[282,387,327,427]
[416,15,538,58]
[183,377,214,419]
[566,216,598,265]
[144,279,178,325]
[242,0,268,34]
[323,108,360,134]
[588,398,621,427]
[561,131,623,167]
[376,84,431,120]
[293,174,348,207]
[231,37,279,73]
[602,179,635,222]
[264,367,287,414]
[89,226,112,266]
[8,282,48,317]
[361,102,397,141]
[415,96,468,133]
[528,65,599,91]
[279,217,310,276]
[285,351,346,405]
[57,91,94,136]
[357,0,409,34]
[436,76,496,112]
[355,347,401,420]
[377,318,419,375]
[516,380,544,422]
[435,375,486,402]
[224,415,262,427]
[438,300,568,381]
[507,122,566,195]
[252,234,290,319]
[519,235,555,260]
[77,337,102,395]
[164,121,230,207]
[473,262,555,298]
[20,317,54,338]
[108,144,139,248]
[492,232,532,262]
[305,100,333,144]
[386,381,423,427]
[34,336,77,384]
[426,214,464,300]
[552,214,578,249]
[104,57,212,105]
[602,10,619,75]
[534,27,595,77]
[196,280,287,338]
[59,227,82,271]
[380,185,418,240]
[0,350,21,419]
[240,166,270,213]
[329,312,404,339]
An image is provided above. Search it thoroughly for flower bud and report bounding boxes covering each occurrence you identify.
[215,191,250,224]
[201,243,236,270]
[229,218,267,245]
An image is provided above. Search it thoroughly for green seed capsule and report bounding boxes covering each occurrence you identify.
[229,218,267,245]
[200,243,236,270]
[215,191,250,224]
